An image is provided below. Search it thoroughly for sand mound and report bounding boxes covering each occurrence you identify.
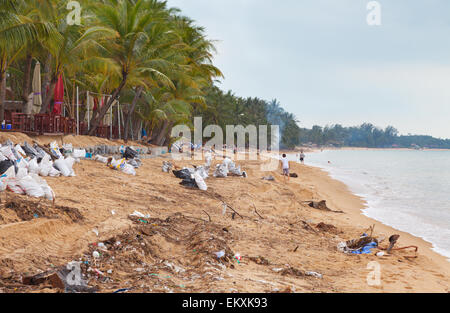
[0,132,153,148]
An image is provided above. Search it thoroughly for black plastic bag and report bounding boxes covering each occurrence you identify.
[172,169,192,180]
[180,178,198,188]
[0,160,14,175]
[22,143,37,158]
[122,147,138,160]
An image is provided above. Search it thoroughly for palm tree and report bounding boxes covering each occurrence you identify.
[0,0,59,120]
[86,0,175,136]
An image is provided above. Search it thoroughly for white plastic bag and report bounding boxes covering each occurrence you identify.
[54,158,71,177]
[0,146,17,161]
[94,155,108,164]
[30,174,55,200]
[121,163,136,176]
[16,157,28,169]
[49,141,63,159]
[28,158,40,174]
[48,166,61,177]
[16,167,28,179]
[6,178,25,194]
[194,172,208,191]
[73,149,86,159]
[39,155,53,177]
[14,144,27,158]
[18,175,45,198]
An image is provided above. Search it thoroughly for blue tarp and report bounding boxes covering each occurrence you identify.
[350,241,378,254]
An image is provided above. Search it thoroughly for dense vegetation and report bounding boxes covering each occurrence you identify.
[0,0,302,148]
[299,123,450,149]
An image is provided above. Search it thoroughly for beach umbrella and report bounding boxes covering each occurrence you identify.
[52,74,64,115]
[31,62,42,114]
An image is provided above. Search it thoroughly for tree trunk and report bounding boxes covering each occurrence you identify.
[22,54,32,114]
[41,53,52,106]
[0,70,6,122]
[40,75,57,113]
[124,86,143,143]
[88,72,128,136]
[155,119,169,146]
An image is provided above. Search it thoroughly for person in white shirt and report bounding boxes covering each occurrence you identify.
[280,154,290,182]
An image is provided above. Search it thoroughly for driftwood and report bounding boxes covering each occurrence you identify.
[387,234,400,254]
[302,200,344,213]
[223,202,243,219]
[202,210,211,222]
[253,204,264,219]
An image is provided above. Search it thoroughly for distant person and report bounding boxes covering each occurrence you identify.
[141,128,148,143]
[300,150,305,164]
[280,154,290,182]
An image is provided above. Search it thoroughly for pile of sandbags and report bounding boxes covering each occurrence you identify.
[213,157,246,178]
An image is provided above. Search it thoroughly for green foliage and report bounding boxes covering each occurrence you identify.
[299,123,450,149]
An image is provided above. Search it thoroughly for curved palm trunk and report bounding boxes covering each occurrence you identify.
[124,86,143,143]
[88,73,128,136]
[155,119,169,146]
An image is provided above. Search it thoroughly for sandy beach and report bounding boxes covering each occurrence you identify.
[0,134,448,293]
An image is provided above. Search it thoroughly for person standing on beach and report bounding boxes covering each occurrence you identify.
[280,154,290,182]
[300,150,305,164]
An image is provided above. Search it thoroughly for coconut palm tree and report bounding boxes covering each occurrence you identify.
[0,0,59,120]
[86,0,176,136]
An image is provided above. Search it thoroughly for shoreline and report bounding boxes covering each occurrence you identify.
[293,161,450,276]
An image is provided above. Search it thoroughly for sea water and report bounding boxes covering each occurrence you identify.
[300,149,450,260]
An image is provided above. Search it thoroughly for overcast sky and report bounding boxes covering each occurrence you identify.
[167,0,450,138]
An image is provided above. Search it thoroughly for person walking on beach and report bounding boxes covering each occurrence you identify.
[280,154,290,182]
[300,150,305,164]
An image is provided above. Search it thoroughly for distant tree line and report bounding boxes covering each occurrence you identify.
[299,123,450,149]
[196,86,301,149]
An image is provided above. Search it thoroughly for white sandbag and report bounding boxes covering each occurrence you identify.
[18,175,45,198]
[73,149,86,159]
[16,157,28,169]
[0,146,17,161]
[63,143,73,153]
[205,152,212,167]
[0,179,6,191]
[6,178,24,194]
[28,158,40,174]
[48,166,61,177]
[94,155,108,164]
[65,156,75,169]
[213,163,228,178]
[50,141,63,159]
[39,155,53,177]
[65,156,76,177]
[162,161,173,173]
[16,167,28,179]
[195,166,209,180]
[30,174,55,201]
[194,172,208,191]
[54,158,71,177]
[121,163,136,176]
[14,144,27,158]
